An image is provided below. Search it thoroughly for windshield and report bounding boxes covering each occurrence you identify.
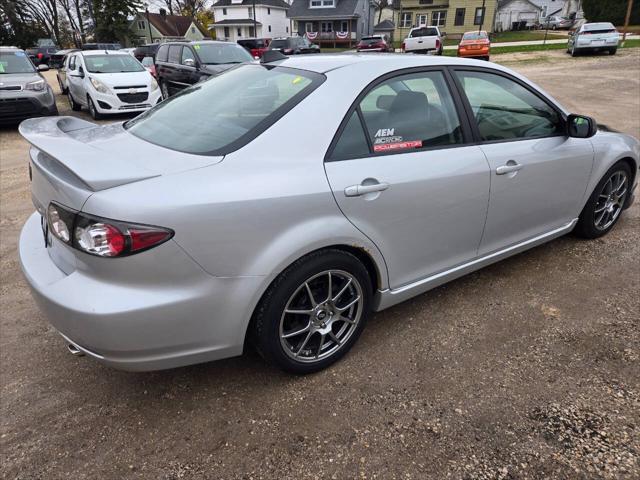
[125,64,324,155]
[0,52,36,74]
[193,43,253,65]
[462,32,488,40]
[84,54,145,73]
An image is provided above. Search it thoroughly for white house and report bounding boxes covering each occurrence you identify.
[495,0,542,31]
[211,0,291,41]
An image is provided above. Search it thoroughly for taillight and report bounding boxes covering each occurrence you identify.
[284,48,293,54]
[47,202,173,258]
[37,53,44,59]
[401,42,406,51]
[436,38,441,49]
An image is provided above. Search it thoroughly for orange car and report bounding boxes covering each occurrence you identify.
[457,30,491,60]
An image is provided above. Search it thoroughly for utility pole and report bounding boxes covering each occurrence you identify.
[622,0,634,43]
[478,0,486,33]
[252,0,257,37]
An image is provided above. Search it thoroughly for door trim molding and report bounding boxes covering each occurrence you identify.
[374,218,578,311]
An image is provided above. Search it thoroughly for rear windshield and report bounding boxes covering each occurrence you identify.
[462,32,488,40]
[84,54,145,73]
[125,64,324,155]
[269,39,290,48]
[583,23,617,34]
[410,27,438,38]
[193,43,253,65]
[360,37,383,44]
[0,52,35,74]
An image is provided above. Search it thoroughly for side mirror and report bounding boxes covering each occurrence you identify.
[183,58,196,67]
[37,64,49,72]
[567,114,597,138]
[78,65,85,78]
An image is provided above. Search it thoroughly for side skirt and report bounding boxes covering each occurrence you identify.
[373,219,578,311]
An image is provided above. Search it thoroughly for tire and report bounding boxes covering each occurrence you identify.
[574,162,632,239]
[87,96,102,120]
[67,91,81,111]
[57,76,67,94]
[570,45,579,57]
[609,48,617,55]
[160,81,170,100]
[251,249,373,374]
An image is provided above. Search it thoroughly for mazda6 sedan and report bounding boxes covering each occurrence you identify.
[19,54,639,374]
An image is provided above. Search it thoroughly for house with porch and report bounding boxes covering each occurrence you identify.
[393,0,498,41]
[495,0,542,31]
[210,0,291,42]
[287,0,376,48]
[130,9,209,45]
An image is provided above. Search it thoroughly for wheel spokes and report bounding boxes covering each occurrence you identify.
[282,322,311,339]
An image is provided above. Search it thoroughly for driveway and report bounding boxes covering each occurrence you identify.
[1,50,639,479]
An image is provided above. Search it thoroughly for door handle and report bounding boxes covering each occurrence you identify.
[344,182,389,197]
[496,161,523,175]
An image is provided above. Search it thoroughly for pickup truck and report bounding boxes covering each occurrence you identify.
[402,26,444,55]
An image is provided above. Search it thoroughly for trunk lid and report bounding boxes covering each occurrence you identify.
[20,116,223,212]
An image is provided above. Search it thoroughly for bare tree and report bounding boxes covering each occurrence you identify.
[371,0,390,24]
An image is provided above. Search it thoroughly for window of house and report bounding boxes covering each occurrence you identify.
[431,11,446,27]
[340,20,349,31]
[310,0,322,6]
[191,26,195,33]
[248,8,253,17]
[474,7,485,25]
[286,26,289,33]
[249,26,255,36]
[224,26,230,38]
[310,0,334,7]
[416,14,427,26]
[454,71,563,141]
[454,8,465,26]
[268,7,271,14]
[400,13,412,28]
[268,25,272,32]
[222,8,227,15]
[237,28,242,37]
[418,0,433,4]
[330,71,463,160]
[305,22,314,32]
[323,0,335,6]
[321,21,333,32]
[137,20,146,30]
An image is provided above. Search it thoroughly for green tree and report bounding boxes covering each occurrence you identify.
[92,0,141,43]
[582,0,639,26]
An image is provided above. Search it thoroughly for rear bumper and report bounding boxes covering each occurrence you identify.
[19,212,264,371]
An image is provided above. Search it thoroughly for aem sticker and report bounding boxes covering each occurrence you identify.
[373,140,422,153]
[292,76,303,85]
[194,44,201,50]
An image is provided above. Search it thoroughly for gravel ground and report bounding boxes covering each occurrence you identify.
[1,49,639,480]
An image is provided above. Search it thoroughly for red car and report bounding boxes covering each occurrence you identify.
[237,38,271,58]
[357,36,391,52]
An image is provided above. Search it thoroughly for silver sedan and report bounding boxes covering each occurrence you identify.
[19,54,639,373]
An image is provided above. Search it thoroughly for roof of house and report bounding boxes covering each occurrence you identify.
[373,19,395,31]
[211,19,264,26]
[497,0,542,10]
[288,0,360,19]
[143,12,208,37]
[213,0,290,8]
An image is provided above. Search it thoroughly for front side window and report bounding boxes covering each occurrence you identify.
[168,45,182,63]
[126,65,324,155]
[330,71,463,160]
[401,13,412,28]
[454,70,563,141]
[431,11,446,27]
[0,51,36,74]
[84,55,145,73]
[157,45,169,62]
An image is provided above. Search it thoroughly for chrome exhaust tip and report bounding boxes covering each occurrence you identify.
[67,343,85,357]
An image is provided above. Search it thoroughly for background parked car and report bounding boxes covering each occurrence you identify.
[0,47,58,124]
[82,43,122,51]
[402,26,444,55]
[155,40,253,98]
[356,35,391,52]
[134,43,161,61]
[25,45,59,66]
[237,38,271,58]
[48,48,78,69]
[568,22,620,56]
[541,15,574,30]
[457,30,490,61]
[64,50,160,120]
[268,37,320,55]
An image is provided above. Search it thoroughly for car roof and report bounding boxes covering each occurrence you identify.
[0,47,22,52]
[582,22,616,30]
[268,53,499,74]
[80,50,132,56]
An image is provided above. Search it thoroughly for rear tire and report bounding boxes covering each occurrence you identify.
[574,162,632,239]
[67,91,81,111]
[251,249,373,374]
[609,48,617,55]
[57,76,67,94]
[160,81,170,100]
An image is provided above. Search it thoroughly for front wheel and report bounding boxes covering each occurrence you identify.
[574,162,632,239]
[87,96,102,120]
[251,249,373,374]
[160,81,170,100]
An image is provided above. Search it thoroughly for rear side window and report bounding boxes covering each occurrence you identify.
[168,45,182,64]
[181,47,196,64]
[329,112,370,160]
[454,70,563,141]
[157,45,169,62]
[125,64,324,155]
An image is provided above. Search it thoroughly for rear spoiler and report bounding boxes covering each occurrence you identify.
[19,116,159,191]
